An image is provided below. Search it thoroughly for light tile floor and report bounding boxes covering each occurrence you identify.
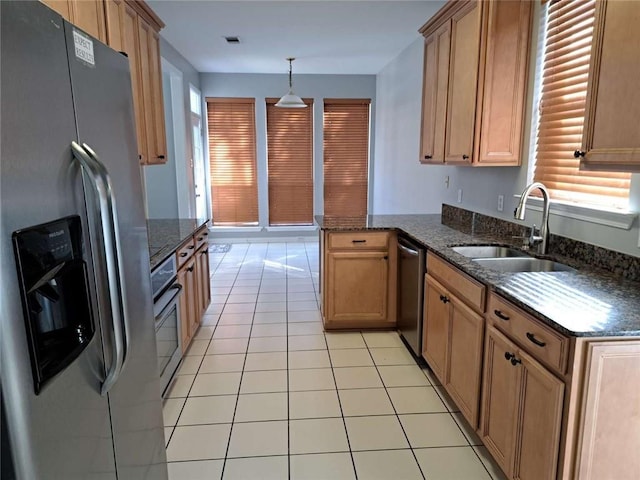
[164,242,506,480]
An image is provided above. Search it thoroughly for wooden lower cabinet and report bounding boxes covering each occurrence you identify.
[481,326,564,480]
[326,250,389,324]
[321,231,396,329]
[423,273,484,427]
[177,256,197,353]
[195,245,211,319]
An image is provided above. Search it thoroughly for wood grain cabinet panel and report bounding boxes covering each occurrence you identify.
[195,245,211,319]
[445,1,480,165]
[418,0,532,167]
[178,256,197,353]
[420,23,450,164]
[481,326,564,480]
[580,0,640,171]
[41,0,106,42]
[423,265,484,428]
[321,231,396,329]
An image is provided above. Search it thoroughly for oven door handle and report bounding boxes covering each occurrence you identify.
[154,283,183,321]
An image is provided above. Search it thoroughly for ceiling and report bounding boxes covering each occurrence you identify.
[146,0,445,75]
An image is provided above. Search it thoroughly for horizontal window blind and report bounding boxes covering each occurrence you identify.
[534,0,630,206]
[323,99,371,218]
[266,98,314,225]
[206,98,259,225]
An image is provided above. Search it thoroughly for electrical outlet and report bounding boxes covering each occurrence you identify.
[457,189,463,203]
[497,195,504,212]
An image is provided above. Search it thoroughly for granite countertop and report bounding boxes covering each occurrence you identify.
[147,218,209,269]
[316,214,640,338]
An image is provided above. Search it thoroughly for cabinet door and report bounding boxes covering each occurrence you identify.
[69,0,106,42]
[480,326,520,478]
[476,0,532,166]
[137,15,167,165]
[196,246,211,318]
[420,22,450,164]
[581,0,640,171]
[514,350,564,480]
[40,0,72,19]
[422,275,449,382]
[325,251,388,323]
[445,1,480,164]
[105,0,147,163]
[177,263,191,353]
[446,296,484,428]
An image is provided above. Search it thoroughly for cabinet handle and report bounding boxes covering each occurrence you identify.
[439,294,450,304]
[188,245,195,250]
[573,150,585,158]
[462,154,469,160]
[424,155,432,160]
[197,236,204,241]
[180,252,188,257]
[201,250,207,256]
[187,266,194,272]
[504,352,521,366]
[526,332,546,347]
[352,239,366,243]
[494,310,510,321]
[383,255,388,260]
[157,155,166,159]
[203,232,208,236]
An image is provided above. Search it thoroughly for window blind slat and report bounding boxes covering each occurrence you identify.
[534,0,629,207]
[266,98,314,225]
[323,99,370,218]
[206,98,259,225]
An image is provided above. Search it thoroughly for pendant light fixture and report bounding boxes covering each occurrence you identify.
[275,57,307,108]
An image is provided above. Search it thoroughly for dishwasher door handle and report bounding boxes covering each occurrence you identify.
[398,242,420,256]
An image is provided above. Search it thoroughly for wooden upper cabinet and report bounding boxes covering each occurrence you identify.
[420,23,450,164]
[580,0,640,172]
[418,0,532,167]
[41,0,106,42]
[476,0,532,165]
[105,0,148,164]
[105,0,167,165]
[445,1,480,165]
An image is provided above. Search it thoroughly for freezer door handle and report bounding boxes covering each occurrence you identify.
[71,141,129,395]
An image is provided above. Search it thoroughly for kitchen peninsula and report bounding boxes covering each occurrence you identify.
[317,206,640,480]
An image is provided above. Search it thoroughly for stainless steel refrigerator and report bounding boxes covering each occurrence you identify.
[1,2,168,479]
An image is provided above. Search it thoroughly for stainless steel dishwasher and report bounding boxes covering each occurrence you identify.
[397,236,426,357]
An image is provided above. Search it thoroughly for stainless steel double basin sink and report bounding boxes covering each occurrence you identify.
[451,245,575,273]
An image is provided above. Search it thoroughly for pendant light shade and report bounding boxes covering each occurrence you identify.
[276,58,307,108]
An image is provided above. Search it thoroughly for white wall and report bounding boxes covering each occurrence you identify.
[199,73,376,224]
[372,23,639,257]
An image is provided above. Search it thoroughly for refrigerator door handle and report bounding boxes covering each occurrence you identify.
[71,141,129,395]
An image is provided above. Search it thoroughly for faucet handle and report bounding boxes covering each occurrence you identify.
[529,224,543,246]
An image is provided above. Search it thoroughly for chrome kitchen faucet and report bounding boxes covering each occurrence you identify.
[514,182,550,255]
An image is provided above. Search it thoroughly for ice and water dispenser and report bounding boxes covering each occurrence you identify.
[12,215,95,393]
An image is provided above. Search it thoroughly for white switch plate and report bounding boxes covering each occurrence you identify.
[497,195,504,212]
[457,189,463,203]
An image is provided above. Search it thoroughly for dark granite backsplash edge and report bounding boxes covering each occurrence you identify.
[442,204,640,282]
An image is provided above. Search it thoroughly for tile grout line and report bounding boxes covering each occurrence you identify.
[218,243,261,478]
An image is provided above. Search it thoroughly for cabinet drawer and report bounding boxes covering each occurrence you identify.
[195,226,209,251]
[328,232,389,250]
[176,238,196,269]
[427,253,486,312]
[488,293,569,375]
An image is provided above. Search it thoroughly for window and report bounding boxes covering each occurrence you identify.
[323,99,371,217]
[266,98,314,225]
[534,0,630,208]
[206,98,258,225]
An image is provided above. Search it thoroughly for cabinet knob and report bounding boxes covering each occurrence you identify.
[526,332,546,347]
[180,252,188,257]
[439,294,450,304]
[157,155,166,160]
[573,150,585,158]
[187,266,194,272]
[462,154,469,160]
[188,245,195,250]
[424,155,433,160]
[494,310,510,321]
